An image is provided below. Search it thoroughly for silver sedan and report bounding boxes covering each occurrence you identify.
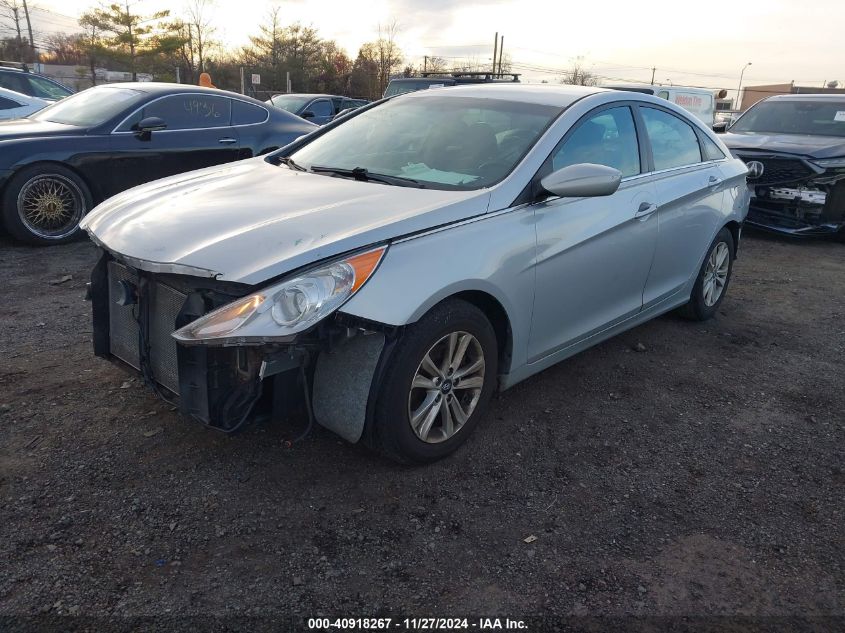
[81,84,750,463]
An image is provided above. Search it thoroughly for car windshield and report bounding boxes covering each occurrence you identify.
[268,95,313,113]
[289,95,561,190]
[731,100,845,137]
[32,87,145,126]
[26,75,72,100]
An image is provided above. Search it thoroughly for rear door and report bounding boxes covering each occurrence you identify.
[638,105,728,307]
[528,104,658,361]
[108,93,241,195]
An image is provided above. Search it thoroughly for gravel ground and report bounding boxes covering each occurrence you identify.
[0,233,842,628]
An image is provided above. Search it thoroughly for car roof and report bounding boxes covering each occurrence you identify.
[765,93,845,102]
[397,83,606,107]
[94,81,273,104]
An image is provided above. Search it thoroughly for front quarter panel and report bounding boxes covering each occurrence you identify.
[339,205,538,375]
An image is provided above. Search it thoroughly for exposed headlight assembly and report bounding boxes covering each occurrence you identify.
[812,157,845,169]
[172,246,386,345]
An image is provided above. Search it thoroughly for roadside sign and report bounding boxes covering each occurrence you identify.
[251,74,261,85]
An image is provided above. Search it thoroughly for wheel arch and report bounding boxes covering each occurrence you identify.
[724,220,741,258]
[2,159,97,203]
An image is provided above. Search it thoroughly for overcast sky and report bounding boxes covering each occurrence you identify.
[14,0,845,99]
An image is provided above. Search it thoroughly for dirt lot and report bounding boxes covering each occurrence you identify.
[0,232,842,627]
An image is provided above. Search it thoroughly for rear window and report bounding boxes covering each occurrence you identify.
[232,100,267,125]
[731,100,845,137]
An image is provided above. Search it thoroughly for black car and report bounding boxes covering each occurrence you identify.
[721,94,845,239]
[382,72,521,98]
[265,93,369,125]
[0,82,316,245]
[0,63,74,101]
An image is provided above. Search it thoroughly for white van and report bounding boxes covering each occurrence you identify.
[604,84,717,126]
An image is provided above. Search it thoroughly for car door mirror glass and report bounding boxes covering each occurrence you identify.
[540,163,622,198]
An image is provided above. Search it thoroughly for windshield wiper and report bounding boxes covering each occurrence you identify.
[278,156,307,172]
[310,165,426,188]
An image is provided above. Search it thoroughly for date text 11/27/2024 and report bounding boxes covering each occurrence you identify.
[307,618,528,630]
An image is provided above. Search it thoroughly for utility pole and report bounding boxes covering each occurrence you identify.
[22,0,35,63]
[650,67,656,85]
[423,55,427,73]
[239,66,245,94]
[175,66,180,83]
[497,35,504,75]
[492,32,498,74]
[736,62,752,111]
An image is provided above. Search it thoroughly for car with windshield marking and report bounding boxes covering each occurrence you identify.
[0,82,316,245]
[81,84,749,463]
[721,94,845,239]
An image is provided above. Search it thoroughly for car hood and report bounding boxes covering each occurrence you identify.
[721,132,845,159]
[0,118,82,140]
[81,158,488,285]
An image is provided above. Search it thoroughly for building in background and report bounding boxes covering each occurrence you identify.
[32,63,153,91]
[739,82,845,111]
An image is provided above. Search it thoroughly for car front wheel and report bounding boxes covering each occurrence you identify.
[677,227,735,321]
[366,299,498,464]
[1,164,92,246]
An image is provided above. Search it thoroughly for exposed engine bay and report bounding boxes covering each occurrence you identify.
[738,152,845,236]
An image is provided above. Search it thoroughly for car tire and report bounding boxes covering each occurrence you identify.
[366,299,498,464]
[1,164,92,246]
[677,227,735,321]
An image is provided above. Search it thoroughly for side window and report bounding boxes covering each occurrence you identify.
[231,100,267,125]
[701,134,726,161]
[0,73,29,94]
[640,107,702,170]
[309,99,333,118]
[141,95,231,130]
[550,106,641,178]
[0,96,22,110]
[657,91,669,100]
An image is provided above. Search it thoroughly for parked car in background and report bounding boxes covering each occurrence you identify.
[383,72,521,98]
[721,94,845,239]
[0,82,316,245]
[0,87,48,120]
[266,93,369,125]
[605,84,718,127]
[81,84,748,463]
[0,61,74,101]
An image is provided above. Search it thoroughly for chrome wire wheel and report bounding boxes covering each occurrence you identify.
[408,331,486,444]
[17,174,86,240]
[702,241,730,307]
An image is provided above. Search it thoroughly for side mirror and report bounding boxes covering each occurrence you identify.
[712,121,729,134]
[301,110,315,120]
[540,163,622,198]
[134,116,167,138]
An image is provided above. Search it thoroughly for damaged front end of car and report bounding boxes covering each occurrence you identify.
[737,152,845,237]
[88,246,393,441]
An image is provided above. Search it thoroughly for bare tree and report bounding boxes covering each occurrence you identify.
[373,19,403,94]
[424,55,448,73]
[185,0,215,74]
[560,57,598,86]
[0,0,25,62]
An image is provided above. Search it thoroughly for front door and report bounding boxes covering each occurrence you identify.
[528,105,659,361]
[108,94,241,196]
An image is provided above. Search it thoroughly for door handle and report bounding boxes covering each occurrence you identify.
[708,175,722,185]
[218,137,237,144]
[634,202,657,218]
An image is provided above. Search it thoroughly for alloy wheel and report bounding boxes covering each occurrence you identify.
[702,241,730,307]
[408,331,486,444]
[17,174,86,240]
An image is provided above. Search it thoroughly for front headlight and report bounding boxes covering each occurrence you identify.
[172,245,386,345]
[812,157,845,169]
